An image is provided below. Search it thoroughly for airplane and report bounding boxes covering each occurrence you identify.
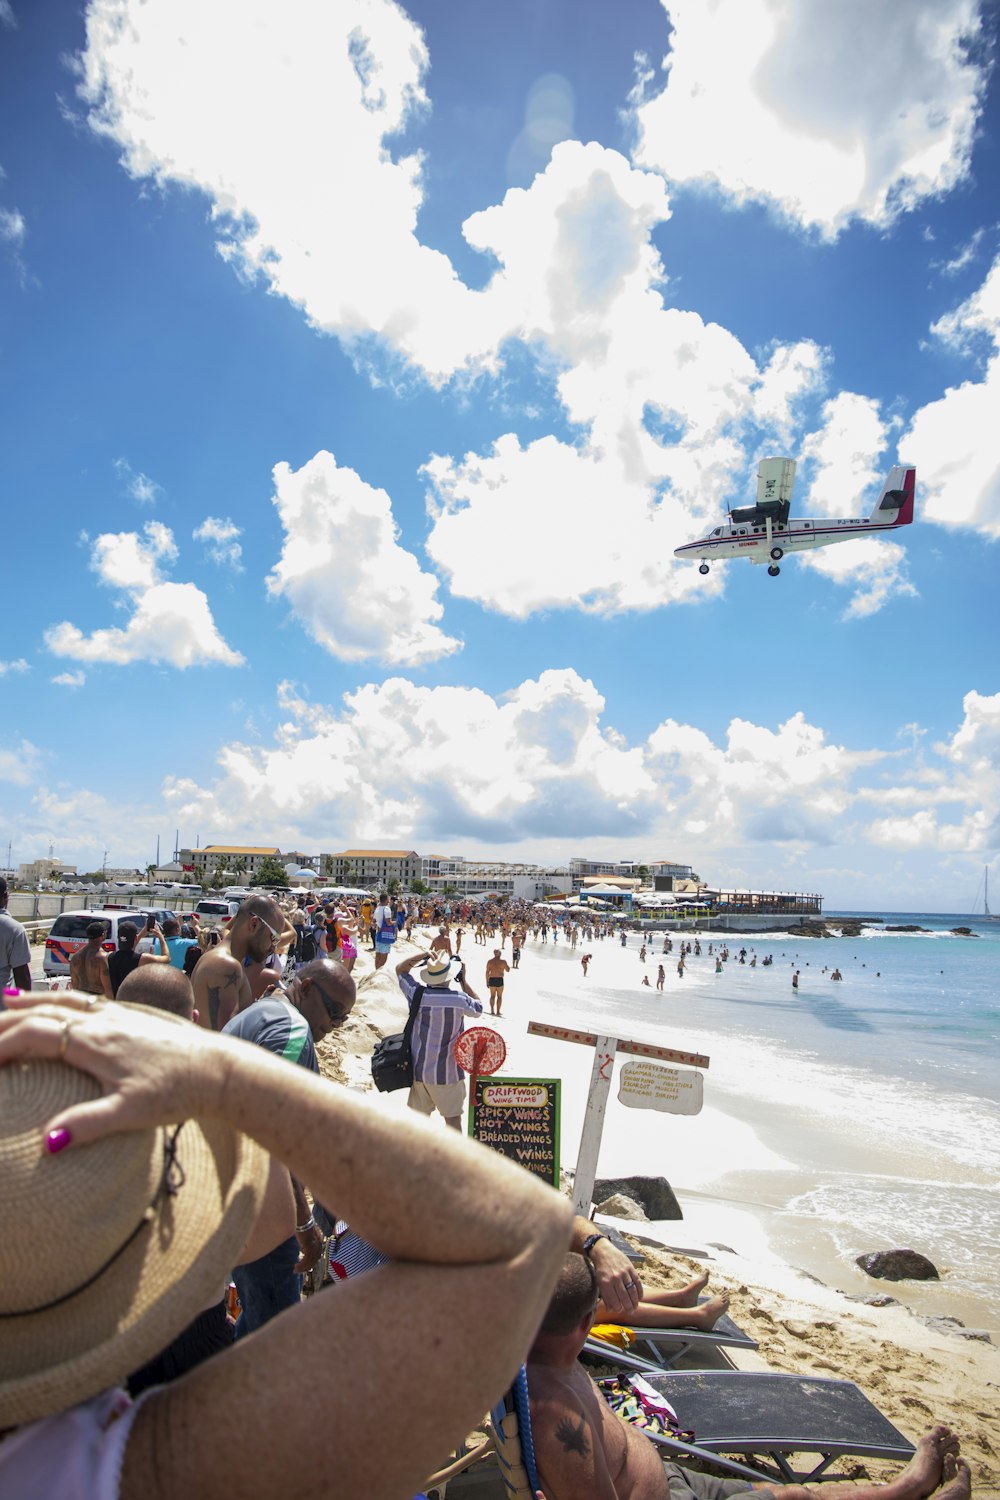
[674,457,915,577]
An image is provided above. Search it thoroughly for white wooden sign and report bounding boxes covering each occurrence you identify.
[618,1060,703,1116]
[527,1020,710,1214]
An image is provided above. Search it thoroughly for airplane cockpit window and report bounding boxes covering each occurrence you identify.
[710,527,722,537]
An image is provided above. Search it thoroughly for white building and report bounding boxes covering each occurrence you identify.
[18,858,77,885]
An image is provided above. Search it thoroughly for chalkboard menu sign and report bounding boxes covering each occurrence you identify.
[470,1077,561,1188]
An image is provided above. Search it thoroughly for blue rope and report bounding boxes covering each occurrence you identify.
[511,1366,540,1496]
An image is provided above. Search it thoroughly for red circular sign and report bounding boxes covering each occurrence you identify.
[453,1026,507,1076]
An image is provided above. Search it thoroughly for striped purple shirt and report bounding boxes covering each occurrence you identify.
[400,971,483,1085]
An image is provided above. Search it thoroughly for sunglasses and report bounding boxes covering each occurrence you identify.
[312,982,350,1027]
[254,914,280,945]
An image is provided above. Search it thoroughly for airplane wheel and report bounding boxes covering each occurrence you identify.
[698,563,710,575]
[770,546,783,560]
[768,564,780,576]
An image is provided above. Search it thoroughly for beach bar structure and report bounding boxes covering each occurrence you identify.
[705,887,823,925]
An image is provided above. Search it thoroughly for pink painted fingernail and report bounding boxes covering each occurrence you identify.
[45,1127,72,1154]
[3,987,20,997]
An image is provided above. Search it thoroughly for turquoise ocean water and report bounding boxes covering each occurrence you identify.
[509,913,1000,1332]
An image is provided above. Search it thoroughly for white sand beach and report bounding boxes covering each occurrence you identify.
[319,932,1000,1496]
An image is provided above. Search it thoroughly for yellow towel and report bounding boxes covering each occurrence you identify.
[590,1323,635,1348]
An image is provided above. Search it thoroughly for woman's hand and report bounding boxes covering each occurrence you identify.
[0,991,229,1148]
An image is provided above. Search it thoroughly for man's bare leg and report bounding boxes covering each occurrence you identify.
[752,1427,964,1500]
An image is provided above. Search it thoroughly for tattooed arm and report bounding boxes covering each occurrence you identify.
[192,945,252,1030]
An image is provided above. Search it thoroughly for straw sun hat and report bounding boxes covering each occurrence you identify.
[0,1009,268,1429]
[419,952,462,986]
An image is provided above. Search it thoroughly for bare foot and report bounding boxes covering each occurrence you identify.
[935,1452,971,1500]
[686,1291,730,1329]
[676,1270,711,1307]
[888,1427,960,1500]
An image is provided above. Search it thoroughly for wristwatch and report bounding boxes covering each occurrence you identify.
[581,1232,609,1257]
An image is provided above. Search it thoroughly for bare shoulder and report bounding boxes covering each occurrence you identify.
[192,946,243,988]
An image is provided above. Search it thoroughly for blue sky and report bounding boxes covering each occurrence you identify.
[1,0,998,910]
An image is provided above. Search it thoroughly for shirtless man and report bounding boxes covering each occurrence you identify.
[429,926,453,958]
[191,893,284,1030]
[485,948,510,1015]
[68,920,114,998]
[528,1254,970,1500]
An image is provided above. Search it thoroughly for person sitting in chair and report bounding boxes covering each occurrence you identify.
[527,1254,970,1500]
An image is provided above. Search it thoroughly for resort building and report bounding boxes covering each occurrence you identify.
[322,849,423,888]
[181,846,283,879]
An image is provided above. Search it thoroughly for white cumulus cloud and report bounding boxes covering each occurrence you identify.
[632,0,988,238]
[194,516,243,571]
[51,670,86,688]
[45,521,242,669]
[903,254,1000,539]
[77,0,502,383]
[0,658,29,676]
[425,144,828,616]
[867,690,1000,851]
[266,450,460,665]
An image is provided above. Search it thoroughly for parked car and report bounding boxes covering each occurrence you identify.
[193,898,242,928]
[44,907,177,980]
[45,906,135,978]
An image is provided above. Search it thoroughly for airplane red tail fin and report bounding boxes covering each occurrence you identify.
[869,464,915,527]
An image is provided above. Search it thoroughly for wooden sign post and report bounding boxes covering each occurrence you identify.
[526,1021,709,1216]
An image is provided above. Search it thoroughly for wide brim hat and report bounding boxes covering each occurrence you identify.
[0,1004,268,1429]
[419,952,462,986]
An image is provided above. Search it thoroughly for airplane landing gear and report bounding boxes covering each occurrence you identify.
[698,563,710,575]
[768,564,780,577]
[770,546,783,560]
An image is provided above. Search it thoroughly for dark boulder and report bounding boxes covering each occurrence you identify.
[855,1248,939,1281]
[594,1175,683,1220]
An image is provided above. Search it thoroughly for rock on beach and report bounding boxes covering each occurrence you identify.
[855,1248,939,1281]
[593,1175,683,1220]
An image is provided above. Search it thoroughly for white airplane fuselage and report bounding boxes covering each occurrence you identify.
[674,462,915,575]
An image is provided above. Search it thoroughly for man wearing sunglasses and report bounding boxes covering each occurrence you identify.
[222,955,357,1334]
[191,893,285,1031]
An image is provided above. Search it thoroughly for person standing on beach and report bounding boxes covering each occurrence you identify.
[792,969,800,990]
[656,964,665,992]
[0,876,31,993]
[581,953,592,977]
[191,894,284,1030]
[396,949,483,1129]
[372,891,396,970]
[69,920,114,998]
[486,948,510,1015]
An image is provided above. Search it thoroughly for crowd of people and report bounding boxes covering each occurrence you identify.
[0,883,968,1500]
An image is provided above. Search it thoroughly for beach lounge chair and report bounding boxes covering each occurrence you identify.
[600,1368,916,1483]
[587,1302,760,1368]
[423,1366,541,1500]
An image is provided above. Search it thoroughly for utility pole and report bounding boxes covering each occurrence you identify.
[102,849,108,881]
